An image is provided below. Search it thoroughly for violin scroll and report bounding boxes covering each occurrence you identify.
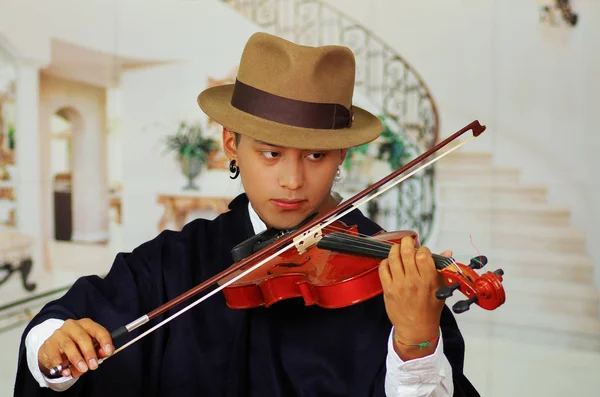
[435,255,505,314]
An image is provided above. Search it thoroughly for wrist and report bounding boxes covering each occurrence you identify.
[392,324,439,344]
[392,327,440,361]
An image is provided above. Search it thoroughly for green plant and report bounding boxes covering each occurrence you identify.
[8,123,15,150]
[342,115,411,173]
[375,115,411,170]
[164,121,218,164]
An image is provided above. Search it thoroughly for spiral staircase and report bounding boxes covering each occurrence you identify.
[221,0,600,351]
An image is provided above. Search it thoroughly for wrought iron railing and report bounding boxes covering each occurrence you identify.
[222,0,439,242]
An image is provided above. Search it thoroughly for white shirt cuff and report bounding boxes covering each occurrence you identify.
[25,318,79,391]
[384,327,453,396]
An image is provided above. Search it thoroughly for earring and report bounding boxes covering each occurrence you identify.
[229,159,240,179]
[334,166,343,182]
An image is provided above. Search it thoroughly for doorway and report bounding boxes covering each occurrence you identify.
[51,108,76,241]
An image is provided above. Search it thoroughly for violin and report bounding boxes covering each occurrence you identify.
[46,119,505,378]
[221,221,505,314]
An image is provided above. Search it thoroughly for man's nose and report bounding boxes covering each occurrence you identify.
[279,158,304,190]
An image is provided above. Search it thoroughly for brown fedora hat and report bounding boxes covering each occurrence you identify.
[197,32,382,150]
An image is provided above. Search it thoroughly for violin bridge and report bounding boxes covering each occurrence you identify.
[293,225,323,253]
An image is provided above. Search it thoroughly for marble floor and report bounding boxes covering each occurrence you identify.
[1,225,599,396]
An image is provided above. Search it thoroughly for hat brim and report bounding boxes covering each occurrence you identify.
[197,84,382,150]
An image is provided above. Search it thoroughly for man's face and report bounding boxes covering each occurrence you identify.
[223,129,346,230]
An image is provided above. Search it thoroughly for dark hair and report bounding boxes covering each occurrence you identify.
[234,132,241,147]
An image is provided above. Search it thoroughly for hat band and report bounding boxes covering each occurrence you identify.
[230,79,353,129]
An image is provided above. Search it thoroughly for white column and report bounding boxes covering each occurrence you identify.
[71,104,109,243]
[15,60,45,270]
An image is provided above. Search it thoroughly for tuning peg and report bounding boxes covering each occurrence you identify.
[468,255,487,269]
[452,296,478,313]
[436,282,460,299]
[494,269,504,277]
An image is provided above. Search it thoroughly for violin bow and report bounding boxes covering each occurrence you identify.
[47,120,486,377]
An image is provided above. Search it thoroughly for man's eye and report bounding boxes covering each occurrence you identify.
[261,151,280,159]
[307,153,325,160]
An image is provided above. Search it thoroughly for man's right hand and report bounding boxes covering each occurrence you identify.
[37,318,114,378]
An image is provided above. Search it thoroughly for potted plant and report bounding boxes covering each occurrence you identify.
[342,114,411,178]
[164,121,218,190]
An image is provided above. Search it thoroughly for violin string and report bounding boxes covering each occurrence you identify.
[320,232,460,272]
[324,228,455,266]
[321,230,475,288]
[100,133,478,364]
[319,226,462,273]
[321,229,455,269]
[321,224,442,258]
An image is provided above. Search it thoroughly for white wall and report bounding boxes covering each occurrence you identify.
[323,0,600,286]
[106,88,122,186]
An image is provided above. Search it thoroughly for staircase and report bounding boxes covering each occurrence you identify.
[434,151,600,351]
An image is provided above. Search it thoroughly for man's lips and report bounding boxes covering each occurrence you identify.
[270,199,306,210]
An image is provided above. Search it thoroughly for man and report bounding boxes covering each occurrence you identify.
[13,32,480,396]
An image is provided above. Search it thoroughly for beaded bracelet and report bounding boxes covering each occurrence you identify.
[394,331,440,350]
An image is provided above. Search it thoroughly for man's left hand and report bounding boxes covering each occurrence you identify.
[378,235,452,360]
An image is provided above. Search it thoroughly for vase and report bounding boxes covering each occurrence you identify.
[180,156,202,190]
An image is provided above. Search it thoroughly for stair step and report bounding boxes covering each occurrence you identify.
[451,306,600,346]
[496,289,599,318]
[454,312,600,352]
[503,276,599,300]
[488,249,593,266]
[435,165,521,184]
[452,299,600,334]
[441,261,598,317]
[437,203,571,227]
[485,249,594,283]
[436,151,494,167]
[437,181,548,204]
[498,263,598,317]
[436,225,587,255]
[486,258,593,284]
[445,250,594,294]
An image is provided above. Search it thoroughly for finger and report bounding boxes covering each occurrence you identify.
[39,340,66,374]
[67,322,100,370]
[79,318,114,357]
[387,243,404,281]
[378,259,393,289]
[40,340,81,378]
[54,329,88,374]
[440,250,453,258]
[416,246,437,281]
[400,236,420,278]
[69,366,84,378]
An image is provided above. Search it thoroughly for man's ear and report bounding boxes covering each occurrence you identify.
[222,128,237,161]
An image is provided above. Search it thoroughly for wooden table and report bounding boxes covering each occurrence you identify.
[156,194,233,231]
[109,195,122,224]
